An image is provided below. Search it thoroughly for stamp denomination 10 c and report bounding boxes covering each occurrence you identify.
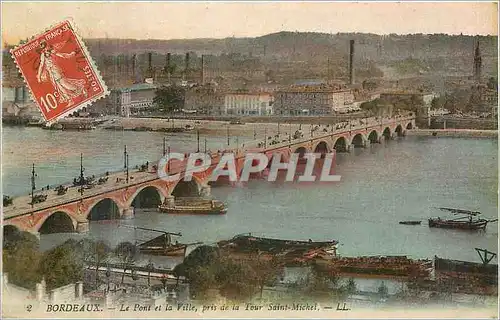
[10,19,109,122]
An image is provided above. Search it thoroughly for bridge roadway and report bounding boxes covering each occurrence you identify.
[3,113,415,235]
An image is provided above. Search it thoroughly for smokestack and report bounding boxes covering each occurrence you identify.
[148,52,153,73]
[473,39,482,83]
[349,40,355,85]
[131,54,136,82]
[165,53,171,72]
[201,55,205,85]
[185,52,190,72]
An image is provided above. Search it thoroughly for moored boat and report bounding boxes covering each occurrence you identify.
[399,220,422,225]
[121,226,197,257]
[158,198,227,215]
[428,207,497,231]
[217,233,338,259]
[428,217,489,230]
[138,233,189,257]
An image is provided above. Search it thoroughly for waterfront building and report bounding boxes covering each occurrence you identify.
[184,84,225,115]
[273,85,355,115]
[224,91,274,116]
[379,90,437,117]
[111,83,158,117]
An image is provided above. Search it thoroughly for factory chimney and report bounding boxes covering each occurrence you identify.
[473,39,482,83]
[165,53,171,72]
[147,52,153,74]
[201,54,205,85]
[131,54,136,83]
[183,52,190,82]
[349,40,355,85]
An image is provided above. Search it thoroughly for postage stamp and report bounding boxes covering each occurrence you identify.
[1,2,498,320]
[10,19,108,123]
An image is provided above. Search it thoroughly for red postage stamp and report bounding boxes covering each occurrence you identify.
[10,19,108,122]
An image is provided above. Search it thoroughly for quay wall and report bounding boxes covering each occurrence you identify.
[407,129,498,139]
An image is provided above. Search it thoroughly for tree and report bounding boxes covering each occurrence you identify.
[250,255,284,299]
[57,238,111,290]
[344,277,357,295]
[2,230,42,289]
[114,242,137,285]
[431,96,445,110]
[39,241,84,290]
[377,281,389,298]
[215,257,259,302]
[173,245,219,278]
[188,265,217,301]
[487,77,497,91]
[153,85,186,113]
[146,260,155,287]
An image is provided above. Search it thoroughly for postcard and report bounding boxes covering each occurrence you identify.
[1,2,498,319]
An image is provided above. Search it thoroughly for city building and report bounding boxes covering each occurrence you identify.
[273,85,355,115]
[111,83,158,117]
[2,86,42,119]
[224,92,274,116]
[379,90,437,116]
[184,84,225,115]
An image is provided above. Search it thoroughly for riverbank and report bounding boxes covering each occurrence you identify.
[102,117,303,138]
[407,129,498,139]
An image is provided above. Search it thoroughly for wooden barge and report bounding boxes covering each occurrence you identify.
[314,255,433,279]
[217,233,338,262]
[158,198,227,215]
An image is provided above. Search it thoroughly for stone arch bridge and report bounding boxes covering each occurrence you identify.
[3,115,415,236]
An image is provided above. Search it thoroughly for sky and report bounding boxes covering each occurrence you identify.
[1,2,498,45]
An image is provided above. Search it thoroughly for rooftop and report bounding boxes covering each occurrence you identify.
[115,82,158,93]
[225,91,273,96]
[381,90,434,96]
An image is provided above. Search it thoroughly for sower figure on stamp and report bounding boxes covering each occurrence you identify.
[36,40,87,105]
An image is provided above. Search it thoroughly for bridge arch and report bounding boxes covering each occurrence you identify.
[367,130,379,143]
[395,124,404,137]
[129,185,166,209]
[350,133,366,148]
[293,146,309,163]
[87,198,121,221]
[333,136,348,152]
[313,141,330,157]
[38,211,77,234]
[171,177,202,198]
[406,122,413,130]
[382,127,391,140]
[265,152,290,169]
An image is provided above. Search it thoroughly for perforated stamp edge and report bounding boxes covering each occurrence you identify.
[9,18,110,124]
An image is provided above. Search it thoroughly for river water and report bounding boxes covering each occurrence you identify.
[2,126,498,263]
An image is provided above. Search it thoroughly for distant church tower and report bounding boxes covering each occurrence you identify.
[473,39,482,82]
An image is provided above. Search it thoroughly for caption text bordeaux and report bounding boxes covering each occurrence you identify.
[45,302,320,313]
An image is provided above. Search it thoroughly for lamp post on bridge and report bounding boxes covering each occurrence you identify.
[126,154,129,184]
[30,163,37,208]
[227,126,230,147]
[196,129,200,153]
[163,137,167,156]
[79,153,85,197]
[264,127,267,149]
[167,146,171,173]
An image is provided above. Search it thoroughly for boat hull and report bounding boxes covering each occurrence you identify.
[139,245,187,257]
[158,206,227,215]
[428,218,488,230]
[399,221,422,225]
